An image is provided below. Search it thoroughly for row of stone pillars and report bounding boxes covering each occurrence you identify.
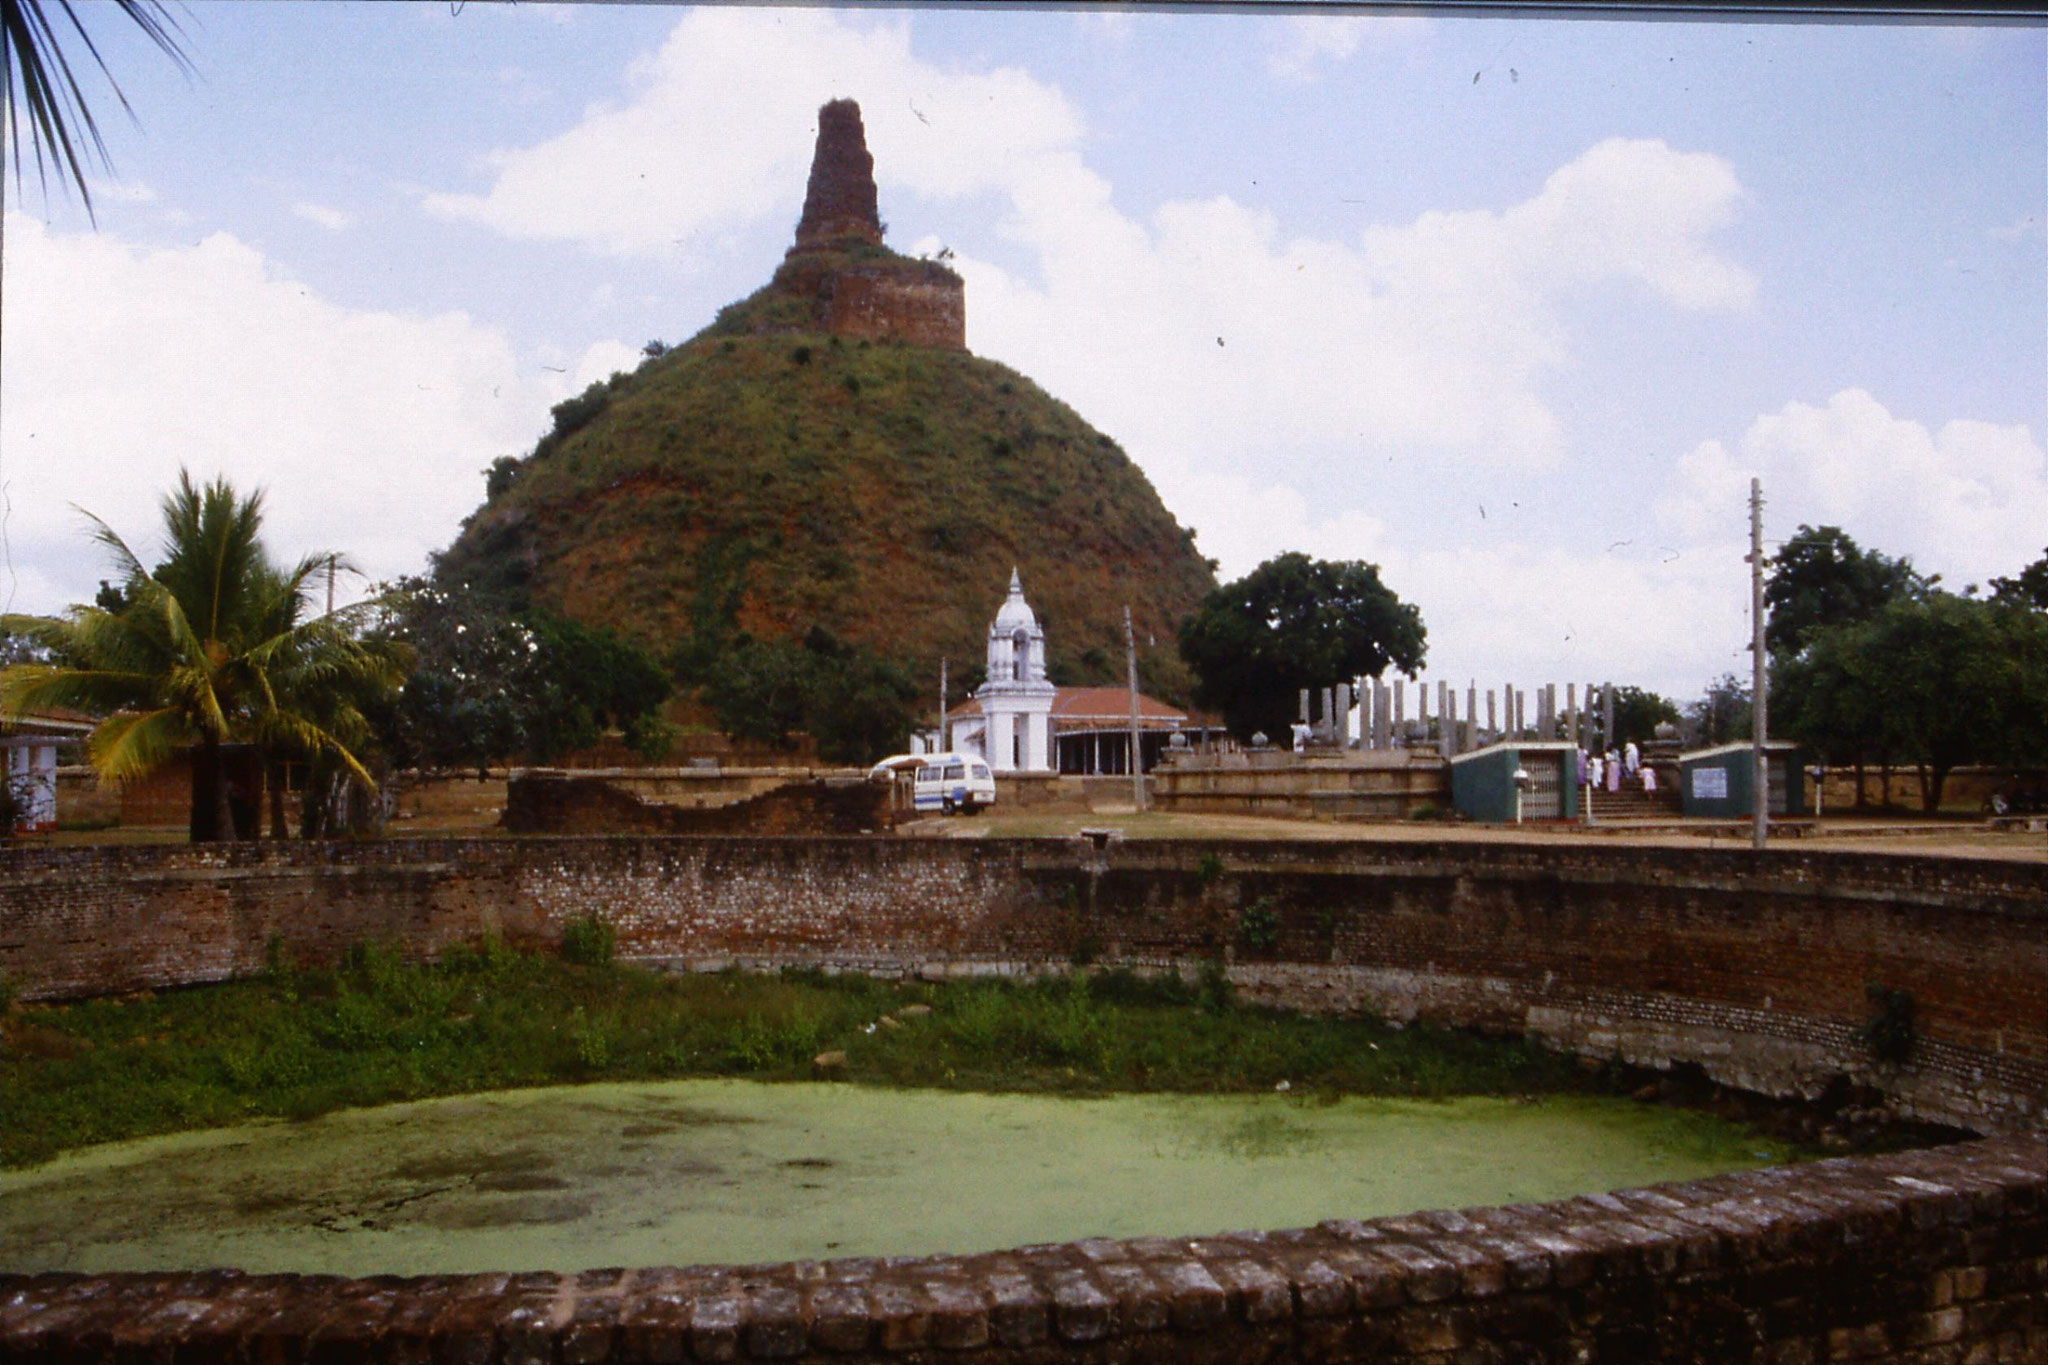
[1299,680,1623,759]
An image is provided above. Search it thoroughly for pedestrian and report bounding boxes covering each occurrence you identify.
[1623,740,1640,779]
[1641,765,1658,796]
[1605,749,1621,792]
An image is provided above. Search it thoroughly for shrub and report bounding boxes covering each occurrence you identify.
[561,915,616,968]
[1195,851,1225,887]
[1236,897,1280,953]
[1856,983,1916,1066]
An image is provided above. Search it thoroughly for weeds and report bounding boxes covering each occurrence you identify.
[561,915,616,968]
[3,947,1594,1169]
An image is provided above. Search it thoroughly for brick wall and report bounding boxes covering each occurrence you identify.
[499,774,897,836]
[2,837,2045,1359]
[2,838,2043,1132]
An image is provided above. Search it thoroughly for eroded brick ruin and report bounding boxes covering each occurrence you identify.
[764,98,967,351]
[4,838,2044,1360]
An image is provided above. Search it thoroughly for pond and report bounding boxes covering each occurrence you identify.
[0,1080,1796,1276]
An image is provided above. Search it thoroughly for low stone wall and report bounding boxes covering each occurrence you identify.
[3,1134,2043,1362]
[1151,751,1449,820]
[3,836,2047,1359]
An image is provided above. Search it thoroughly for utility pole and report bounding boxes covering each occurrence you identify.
[1749,477,1769,851]
[326,553,337,616]
[938,657,948,754]
[1124,606,1146,810]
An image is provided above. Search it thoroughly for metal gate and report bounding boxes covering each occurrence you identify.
[1767,756,1790,815]
[1524,753,1564,819]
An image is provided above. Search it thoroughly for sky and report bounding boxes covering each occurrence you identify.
[2,3,2042,701]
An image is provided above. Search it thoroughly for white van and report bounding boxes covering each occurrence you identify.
[911,753,996,815]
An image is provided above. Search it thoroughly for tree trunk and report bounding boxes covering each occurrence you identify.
[202,734,236,843]
[1853,754,1868,811]
[267,757,289,839]
[1922,764,1948,814]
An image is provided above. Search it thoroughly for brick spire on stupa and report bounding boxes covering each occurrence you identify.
[790,98,884,253]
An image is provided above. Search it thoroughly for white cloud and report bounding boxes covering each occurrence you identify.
[0,213,626,614]
[1265,15,1427,83]
[1656,388,2048,588]
[89,181,157,205]
[1990,214,2040,243]
[420,9,1749,486]
[424,9,1082,258]
[291,201,353,231]
[1169,464,1749,697]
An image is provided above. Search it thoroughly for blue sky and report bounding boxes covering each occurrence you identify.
[4,4,2042,699]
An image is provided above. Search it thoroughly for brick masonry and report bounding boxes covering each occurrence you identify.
[2,837,2044,1360]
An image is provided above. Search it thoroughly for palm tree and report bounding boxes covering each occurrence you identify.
[0,471,405,840]
[2,0,190,219]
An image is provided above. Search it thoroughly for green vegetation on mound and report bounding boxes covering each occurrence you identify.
[6,944,1609,1168]
[439,311,1216,703]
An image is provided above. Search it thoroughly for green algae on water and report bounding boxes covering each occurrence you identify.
[0,1080,1796,1277]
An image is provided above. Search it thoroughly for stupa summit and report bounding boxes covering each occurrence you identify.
[766,99,966,351]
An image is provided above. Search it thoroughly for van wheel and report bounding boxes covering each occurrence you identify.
[941,797,956,815]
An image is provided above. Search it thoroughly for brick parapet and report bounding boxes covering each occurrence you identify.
[2,1136,2041,1362]
[2,837,2044,1131]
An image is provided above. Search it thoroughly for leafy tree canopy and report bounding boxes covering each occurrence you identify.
[698,625,921,766]
[1989,547,2048,612]
[1774,593,2048,811]
[368,578,673,774]
[1765,524,1930,660]
[1685,673,1752,748]
[1178,552,1425,741]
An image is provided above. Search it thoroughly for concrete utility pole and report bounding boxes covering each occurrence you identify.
[938,657,948,753]
[1124,606,1146,810]
[1750,477,1769,851]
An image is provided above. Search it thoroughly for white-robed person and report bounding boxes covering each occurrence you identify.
[1623,740,1640,780]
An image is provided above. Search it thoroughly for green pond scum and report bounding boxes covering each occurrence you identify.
[0,1081,1801,1276]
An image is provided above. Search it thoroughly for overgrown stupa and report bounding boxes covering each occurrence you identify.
[764,99,966,350]
[437,97,1214,721]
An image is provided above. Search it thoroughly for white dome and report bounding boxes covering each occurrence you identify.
[991,568,1038,632]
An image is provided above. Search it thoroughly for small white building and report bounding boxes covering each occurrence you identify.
[951,569,1057,772]
[2,710,91,833]
[946,572,1214,775]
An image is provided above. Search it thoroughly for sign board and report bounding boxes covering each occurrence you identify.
[1690,766,1729,801]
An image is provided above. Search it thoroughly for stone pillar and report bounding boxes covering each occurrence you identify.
[1486,689,1497,740]
[1393,680,1406,744]
[1503,681,1515,737]
[1374,681,1391,749]
[1515,689,1527,737]
[1567,683,1579,746]
[1441,687,1457,758]
[1299,690,1311,725]
[1466,684,1477,752]
[1335,683,1352,746]
[1603,683,1616,754]
[1322,687,1336,741]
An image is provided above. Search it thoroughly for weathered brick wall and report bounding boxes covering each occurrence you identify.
[822,267,967,349]
[2,1135,2041,1362]
[3,838,2046,1359]
[2,839,2043,1132]
[500,775,898,836]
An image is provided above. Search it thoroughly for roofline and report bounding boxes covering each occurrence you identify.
[1679,740,1802,762]
[1447,740,1579,765]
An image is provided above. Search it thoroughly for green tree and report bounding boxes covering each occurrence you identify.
[1765,524,1929,660]
[1989,547,2048,612]
[0,473,401,840]
[368,579,673,774]
[1684,674,1752,748]
[697,626,919,765]
[1178,552,1425,742]
[1777,594,2048,812]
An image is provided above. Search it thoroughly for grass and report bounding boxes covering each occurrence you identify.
[1,942,1598,1169]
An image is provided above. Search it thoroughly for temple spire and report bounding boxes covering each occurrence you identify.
[791,98,883,253]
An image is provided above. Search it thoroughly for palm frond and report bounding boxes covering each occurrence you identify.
[85,706,189,784]
[0,1,192,219]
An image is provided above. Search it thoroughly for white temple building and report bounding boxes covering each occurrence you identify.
[951,569,1056,772]
[945,571,1217,775]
